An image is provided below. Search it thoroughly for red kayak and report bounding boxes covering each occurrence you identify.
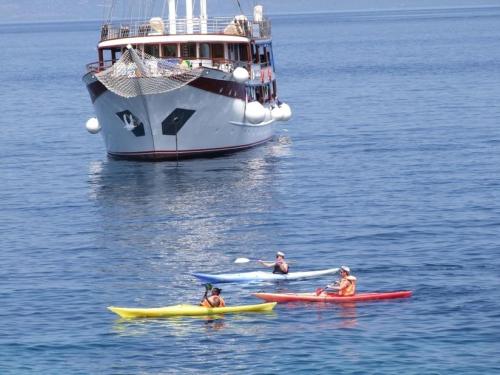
[253,290,412,303]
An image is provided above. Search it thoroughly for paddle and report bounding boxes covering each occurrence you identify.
[202,283,215,307]
[315,281,340,296]
[234,257,294,264]
[234,257,263,264]
[315,286,328,296]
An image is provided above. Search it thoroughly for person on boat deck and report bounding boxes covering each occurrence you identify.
[258,251,289,274]
[327,266,357,296]
[201,287,225,308]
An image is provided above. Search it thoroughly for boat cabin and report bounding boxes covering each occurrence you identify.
[87,1,277,104]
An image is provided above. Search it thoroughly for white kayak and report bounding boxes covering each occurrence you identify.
[192,268,339,283]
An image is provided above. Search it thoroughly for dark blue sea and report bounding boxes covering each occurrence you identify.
[1,7,500,374]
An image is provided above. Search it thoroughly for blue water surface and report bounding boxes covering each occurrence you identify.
[1,6,500,374]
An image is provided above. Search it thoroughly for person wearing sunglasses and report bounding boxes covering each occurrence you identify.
[258,251,289,274]
[327,265,356,296]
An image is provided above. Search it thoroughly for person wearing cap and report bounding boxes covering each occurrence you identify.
[258,251,289,274]
[200,287,226,308]
[327,266,357,296]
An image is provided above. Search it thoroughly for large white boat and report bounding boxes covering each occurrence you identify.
[83,0,291,160]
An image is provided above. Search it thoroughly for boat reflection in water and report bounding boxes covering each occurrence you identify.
[87,149,284,252]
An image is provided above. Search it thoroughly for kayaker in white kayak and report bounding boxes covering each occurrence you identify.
[258,251,289,274]
[200,284,226,308]
[325,266,356,296]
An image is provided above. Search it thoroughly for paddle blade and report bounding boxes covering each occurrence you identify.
[234,257,251,264]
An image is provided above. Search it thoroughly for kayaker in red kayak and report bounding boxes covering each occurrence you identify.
[200,285,226,307]
[324,266,357,296]
[258,251,289,274]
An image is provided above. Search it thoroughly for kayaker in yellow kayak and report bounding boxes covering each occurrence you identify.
[200,284,226,307]
[324,266,357,296]
[258,251,289,274]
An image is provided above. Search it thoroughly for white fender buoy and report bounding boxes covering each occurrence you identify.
[280,102,292,121]
[86,117,101,134]
[271,105,284,121]
[232,98,246,114]
[245,101,266,124]
[233,67,249,83]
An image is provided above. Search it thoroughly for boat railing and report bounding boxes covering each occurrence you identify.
[100,16,271,42]
[86,58,251,74]
[87,60,114,73]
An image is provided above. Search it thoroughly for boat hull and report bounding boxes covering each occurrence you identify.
[107,302,277,318]
[253,291,413,303]
[83,70,275,160]
[192,268,339,283]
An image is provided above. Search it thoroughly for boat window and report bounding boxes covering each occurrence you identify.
[102,47,122,62]
[239,43,249,62]
[199,43,210,58]
[161,44,177,58]
[101,48,110,62]
[144,44,160,57]
[256,86,263,104]
[111,47,121,63]
[180,43,196,58]
[246,86,256,101]
[228,43,237,62]
[263,84,269,102]
[104,48,110,60]
[259,45,268,66]
[251,44,259,64]
[212,43,224,59]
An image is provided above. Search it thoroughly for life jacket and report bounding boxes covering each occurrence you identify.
[338,275,356,296]
[273,261,289,274]
[201,295,226,308]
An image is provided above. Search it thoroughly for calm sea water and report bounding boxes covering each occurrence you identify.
[1,7,500,374]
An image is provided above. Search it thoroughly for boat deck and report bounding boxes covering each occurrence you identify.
[100,16,271,42]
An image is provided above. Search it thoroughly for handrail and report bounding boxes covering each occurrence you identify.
[86,60,114,73]
[99,16,271,42]
[86,57,251,74]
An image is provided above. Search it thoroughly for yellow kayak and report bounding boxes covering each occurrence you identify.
[108,302,277,318]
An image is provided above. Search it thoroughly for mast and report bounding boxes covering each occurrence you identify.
[186,0,193,34]
[200,0,208,34]
[168,0,176,34]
